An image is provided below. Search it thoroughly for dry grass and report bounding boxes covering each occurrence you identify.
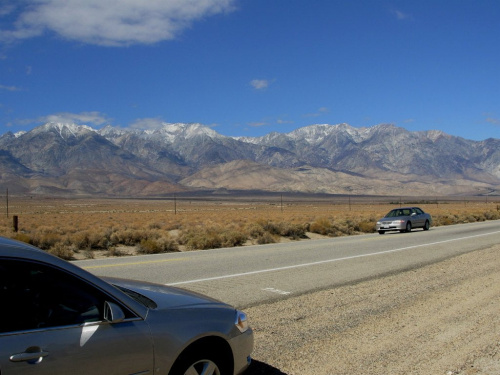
[0,196,499,259]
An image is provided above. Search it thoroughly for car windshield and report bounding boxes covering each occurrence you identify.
[385,208,412,218]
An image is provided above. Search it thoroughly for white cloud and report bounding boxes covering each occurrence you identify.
[40,112,110,126]
[0,84,22,91]
[1,0,236,46]
[303,107,329,118]
[0,4,15,17]
[129,117,165,130]
[486,117,500,126]
[391,9,410,20]
[248,121,268,127]
[250,79,270,90]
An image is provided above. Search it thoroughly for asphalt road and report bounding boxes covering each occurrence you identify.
[76,221,500,308]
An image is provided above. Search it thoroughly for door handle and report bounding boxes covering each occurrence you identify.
[10,348,49,364]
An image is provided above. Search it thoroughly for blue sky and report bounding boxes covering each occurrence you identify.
[1,0,499,141]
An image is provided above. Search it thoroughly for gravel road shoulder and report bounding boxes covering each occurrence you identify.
[244,244,500,375]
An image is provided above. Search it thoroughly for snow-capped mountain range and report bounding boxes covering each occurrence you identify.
[0,122,499,196]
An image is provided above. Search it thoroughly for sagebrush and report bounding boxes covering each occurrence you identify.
[1,197,498,258]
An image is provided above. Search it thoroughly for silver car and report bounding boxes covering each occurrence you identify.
[0,237,253,375]
[376,206,432,234]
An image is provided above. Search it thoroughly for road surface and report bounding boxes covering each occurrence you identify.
[77,221,500,308]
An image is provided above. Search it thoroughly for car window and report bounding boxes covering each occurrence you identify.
[415,208,424,214]
[386,210,398,217]
[0,259,108,334]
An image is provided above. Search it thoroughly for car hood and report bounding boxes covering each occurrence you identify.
[103,277,229,310]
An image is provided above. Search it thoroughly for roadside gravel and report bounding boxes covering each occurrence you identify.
[244,244,500,375]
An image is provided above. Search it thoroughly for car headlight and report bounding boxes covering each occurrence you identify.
[235,310,249,333]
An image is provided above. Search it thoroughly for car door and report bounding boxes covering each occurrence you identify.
[0,258,154,375]
[411,208,424,227]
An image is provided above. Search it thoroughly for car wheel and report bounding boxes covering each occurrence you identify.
[378,230,385,235]
[405,222,412,233]
[423,220,430,231]
[183,358,221,375]
[170,350,229,375]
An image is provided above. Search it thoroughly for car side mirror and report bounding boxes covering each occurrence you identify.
[104,301,125,323]
[411,212,417,217]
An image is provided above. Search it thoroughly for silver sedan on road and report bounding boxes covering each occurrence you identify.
[376,206,432,234]
[0,237,253,375]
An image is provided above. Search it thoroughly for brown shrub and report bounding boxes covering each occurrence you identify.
[246,223,265,237]
[220,230,247,247]
[110,229,156,246]
[309,217,334,236]
[254,220,307,239]
[138,236,179,254]
[48,243,74,260]
[179,226,247,250]
[31,231,60,250]
[357,221,376,233]
[485,210,500,220]
[433,215,454,226]
[180,228,222,250]
[255,232,277,244]
[107,247,127,257]
[13,233,31,244]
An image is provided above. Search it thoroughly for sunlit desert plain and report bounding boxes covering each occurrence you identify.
[0,194,498,260]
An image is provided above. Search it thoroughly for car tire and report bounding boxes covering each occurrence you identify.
[378,230,385,235]
[170,350,229,375]
[423,220,430,231]
[183,358,222,375]
[405,222,412,233]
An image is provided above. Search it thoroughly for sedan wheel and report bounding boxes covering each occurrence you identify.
[405,222,412,233]
[184,359,221,375]
[423,220,430,231]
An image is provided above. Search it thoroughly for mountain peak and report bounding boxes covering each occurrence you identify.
[424,129,450,142]
[144,123,221,142]
[287,123,377,144]
[32,122,96,139]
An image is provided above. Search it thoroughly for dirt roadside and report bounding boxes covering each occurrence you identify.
[244,244,500,375]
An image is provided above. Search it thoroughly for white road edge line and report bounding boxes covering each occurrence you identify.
[167,230,500,286]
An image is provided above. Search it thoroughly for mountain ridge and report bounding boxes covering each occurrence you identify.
[0,122,498,197]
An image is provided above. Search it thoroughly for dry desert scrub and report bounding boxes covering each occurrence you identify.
[0,196,498,259]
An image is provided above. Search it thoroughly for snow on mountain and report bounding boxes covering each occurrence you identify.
[237,123,384,146]
[423,129,452,142]
[31,122,96,139]
[14,131,26,138]
[140,123,220,142]
[0,121,498,196]
[98,122,222,143]
[97,124,130,137]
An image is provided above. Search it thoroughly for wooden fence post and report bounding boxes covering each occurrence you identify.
[13,215,18,232]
